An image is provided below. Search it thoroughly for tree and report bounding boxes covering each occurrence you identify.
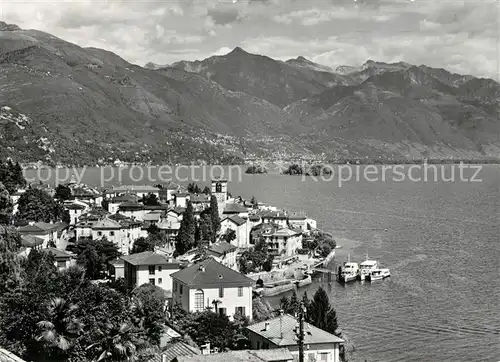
[252,297,275,322]
[187,183,201,194]
[0,226,22,294]
[17,188,62,223]
[175,201,196,255]
[209,195,220,238]
[221,229,236,243]
[131,237,154,254]
[307,287,340,336]
[289,290,299,316]
[199,214,214,245]
[141,193,160,206]
[250,196,258,209]
[0,160,26,194]
[36,297,84,360]
[71,237,120,280]
[54,184,72,201]
[202,186,211,195]
[131,284,167,346]
[0,182,13,225]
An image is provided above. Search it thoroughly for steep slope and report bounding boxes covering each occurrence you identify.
[0,23,304,165]
[286,65,500,159]
[171,47,347,107]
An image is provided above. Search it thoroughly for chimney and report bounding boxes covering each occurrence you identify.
[264,322,270,331]
[198,265,205,272]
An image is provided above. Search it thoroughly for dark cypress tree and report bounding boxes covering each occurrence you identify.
[0,182,13,225]
[209,195,220,240]
[202,186,211,195]
[200,214,214,245]
[175,201,196,255]
[288,289,299,316]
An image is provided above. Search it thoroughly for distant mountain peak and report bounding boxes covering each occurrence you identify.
[229,46,248,55]
[0,21,21,31]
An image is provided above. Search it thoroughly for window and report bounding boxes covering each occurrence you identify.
[238,287,243,297]
[97,231,102,236]
[57,261,66,268]
[235,306,245,316]
[158,266,162,272]
[318,352,329,362]
[194,290,204,312]
[149,278,155,285]
[180,285,183,295]
[149,265,155,275]
[158,278,162,284]
[110,231,115,236]
[307,353,315,362]
[219,287,224,298]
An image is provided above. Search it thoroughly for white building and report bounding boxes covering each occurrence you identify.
[171,258,254,321]
[122,251,182,292]
[108,185,160,199]
[220,215,250,249]
[91,217,142,255]
[207,242,238,270]
[245,314,344,362]
[42,247,77,271]
[18,222,68,249]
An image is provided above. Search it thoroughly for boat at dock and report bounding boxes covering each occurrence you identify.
[366,268,391,281]
[358,255,379,281]
[338,255,359,283]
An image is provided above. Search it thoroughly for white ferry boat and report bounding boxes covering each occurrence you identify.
[358,256,379,280]
[366,268,391,281]
[338,255,359,283]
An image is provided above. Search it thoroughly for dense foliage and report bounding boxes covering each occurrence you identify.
[17,188,70,223]
[175,201,196,256]
[0,242,164,362]
[67,237,120,280]
[245,165,267,174]
[0,160,26,194]
[238,240,273,274]
[0,182,13,224]
[54,184,72,201]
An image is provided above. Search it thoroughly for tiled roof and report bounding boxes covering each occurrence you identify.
[18,222,67,233]
[288,213,307,220]
[189,194,210,203]
[121,251,181,267]
[20,235,44,247]
[174,349,293,362]
[171,258,254,288]
[155,341,200,362]
[273,228,301,237]
[157,220,181,230]
[118,201,144,209]
[208,241,237,256]
[245,314,344,347]
[248,215,261,222]
[143,212,162,221]
[66,203,86,210]
[223,203,248,214]
[42,247,75,259]
[113,185,160,192]
[110,194,139,203]
[223,215,246,226]
[173,192,189,197]
[168,207,185,215]
[92,218,122,229]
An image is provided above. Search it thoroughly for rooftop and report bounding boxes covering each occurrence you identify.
[245,314,344,347]
[223,214,246,226]
[223,203,248,214]
[208,241,237,256]
[111,194,139,203]
[42,247,75,259]
[151,341,200,362]
[20,235,44,247]
[121,251,181,267]
[18,222,67,233]
[174,349,293,362]
[171,258,254,288]
[92,218,122,229]
[190,194,210,203]
[113,185,160,192]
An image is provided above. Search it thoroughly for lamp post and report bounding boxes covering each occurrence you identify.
[295,301,306,362]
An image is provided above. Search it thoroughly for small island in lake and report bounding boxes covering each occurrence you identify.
[245,165,268,174]
[282,163,333,176]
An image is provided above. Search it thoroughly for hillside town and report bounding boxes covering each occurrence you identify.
[0,161,346,362]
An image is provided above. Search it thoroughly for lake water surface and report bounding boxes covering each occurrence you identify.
[25,165,500,362]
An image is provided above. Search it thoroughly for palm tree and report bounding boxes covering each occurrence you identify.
[85,322,147,361]
[36,297,83,358]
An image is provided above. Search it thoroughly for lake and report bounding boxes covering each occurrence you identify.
[24,164,500,362]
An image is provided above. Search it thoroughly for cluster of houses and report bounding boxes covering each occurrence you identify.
[8,178,345,362]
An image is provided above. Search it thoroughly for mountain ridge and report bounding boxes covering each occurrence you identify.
[0,23,498,165]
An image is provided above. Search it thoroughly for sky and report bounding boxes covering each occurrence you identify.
[1,0,499,79]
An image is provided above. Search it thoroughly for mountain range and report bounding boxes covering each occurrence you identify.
[1,21,499,166]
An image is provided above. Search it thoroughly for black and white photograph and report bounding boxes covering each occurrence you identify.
[0,0,498,361]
